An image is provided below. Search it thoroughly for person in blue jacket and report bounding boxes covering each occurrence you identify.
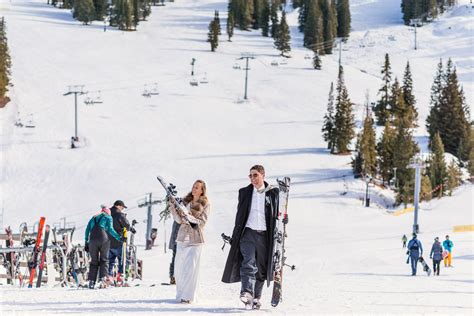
[407,233,423,276]
[442,235,454,267]
[85,206,123,289]
[430,237,443,276]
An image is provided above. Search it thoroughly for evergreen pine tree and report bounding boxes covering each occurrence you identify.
[304,0,323,49]
[322,82,335,152]
[390,78,412,130]
[377,122,396,186]
[393,123,418,205]
[270,0,279,38]
[352,137,364,176]
[242,0,254,30]
[133,0,140,29]
[437,59,470,159]
[298,0,308,32]
[359,96,377,177]
[252,0,261,30]
[333,66,355,154]
[141,0,152,20]
[374,53,392,126]
[427,132,447,198]
[215,10,222,35]
[446,160,462,196]
[0,18,11,101]
[402,61,418,128]
[207,20,219,52]
[260,0,270,36]
[227,11,235,41]
[426,59,444,141]
[321,0,337,54]
[74,0,96,25]
[420,174,432,201]
[274,11,291,57]
[469,127,474,177]
[336,0,350,38]
[92,0,108,20]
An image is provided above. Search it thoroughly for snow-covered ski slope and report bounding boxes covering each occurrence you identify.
[0,0,473,314]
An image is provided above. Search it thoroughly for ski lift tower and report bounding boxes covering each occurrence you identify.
[63,85,86,143]
[409,18,422,50]
[408,155,425,234]
[238,52,255,100]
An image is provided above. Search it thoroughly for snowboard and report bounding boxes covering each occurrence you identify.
[418,256,431,276]
[271,177,295,307]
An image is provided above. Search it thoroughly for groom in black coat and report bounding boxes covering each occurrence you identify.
[222,165,279,308]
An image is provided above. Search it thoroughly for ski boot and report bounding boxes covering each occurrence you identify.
[253,298,261,310]
[240,292,253,310]
[88,280,95,289]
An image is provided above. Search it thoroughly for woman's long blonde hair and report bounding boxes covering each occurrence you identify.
[183,179,207,205]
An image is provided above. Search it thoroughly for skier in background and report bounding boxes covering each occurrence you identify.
[443,235,454,267]
[407,233,423,276]
[107,200,136,284]
[222,165,279,310]
[85,206,123,289]
[402,234,407,248]
[430,237,443,276]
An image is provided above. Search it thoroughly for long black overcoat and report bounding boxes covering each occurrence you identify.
[221,182,279,286]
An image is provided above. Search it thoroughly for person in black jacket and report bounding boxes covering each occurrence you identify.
[222,165,279,309]
[107,200,136,282]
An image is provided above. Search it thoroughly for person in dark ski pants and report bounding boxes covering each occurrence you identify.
[85,206,123,289]
[107,200,135,282]
[168,220,181,285]
[430,237,443,276]
[407,233,423,276]
[402,234,407,248]
[222,165,279,310]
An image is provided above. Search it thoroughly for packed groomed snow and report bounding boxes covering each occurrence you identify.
[0,0,473,314]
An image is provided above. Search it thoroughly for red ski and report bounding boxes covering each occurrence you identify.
[28,217,46,288]
[36,225,50,287]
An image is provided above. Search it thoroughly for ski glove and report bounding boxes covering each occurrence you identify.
[130,227,137,234]
[84,243,89,252]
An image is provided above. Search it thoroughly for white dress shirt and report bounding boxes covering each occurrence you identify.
[246,185,267,231]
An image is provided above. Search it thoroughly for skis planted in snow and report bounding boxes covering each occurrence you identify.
[4,226,15,285]
[28,217,46,288]
[36,225,50,287]
[271,177,295,307]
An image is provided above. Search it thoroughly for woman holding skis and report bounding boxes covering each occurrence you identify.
[168,180,211,303]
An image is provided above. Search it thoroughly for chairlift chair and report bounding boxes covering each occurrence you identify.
[200,73,209,84]
[304,54,311,60]
[149,83,160,96]
[270,60,279,66]
[232,63,241,70]
[142,84,152,98]
[189,78,199,86]
[25,114,36,128]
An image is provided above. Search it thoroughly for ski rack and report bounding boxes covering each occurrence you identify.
[0,244,67,286]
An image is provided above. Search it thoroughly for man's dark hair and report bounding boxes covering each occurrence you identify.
[250,165,265,176]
